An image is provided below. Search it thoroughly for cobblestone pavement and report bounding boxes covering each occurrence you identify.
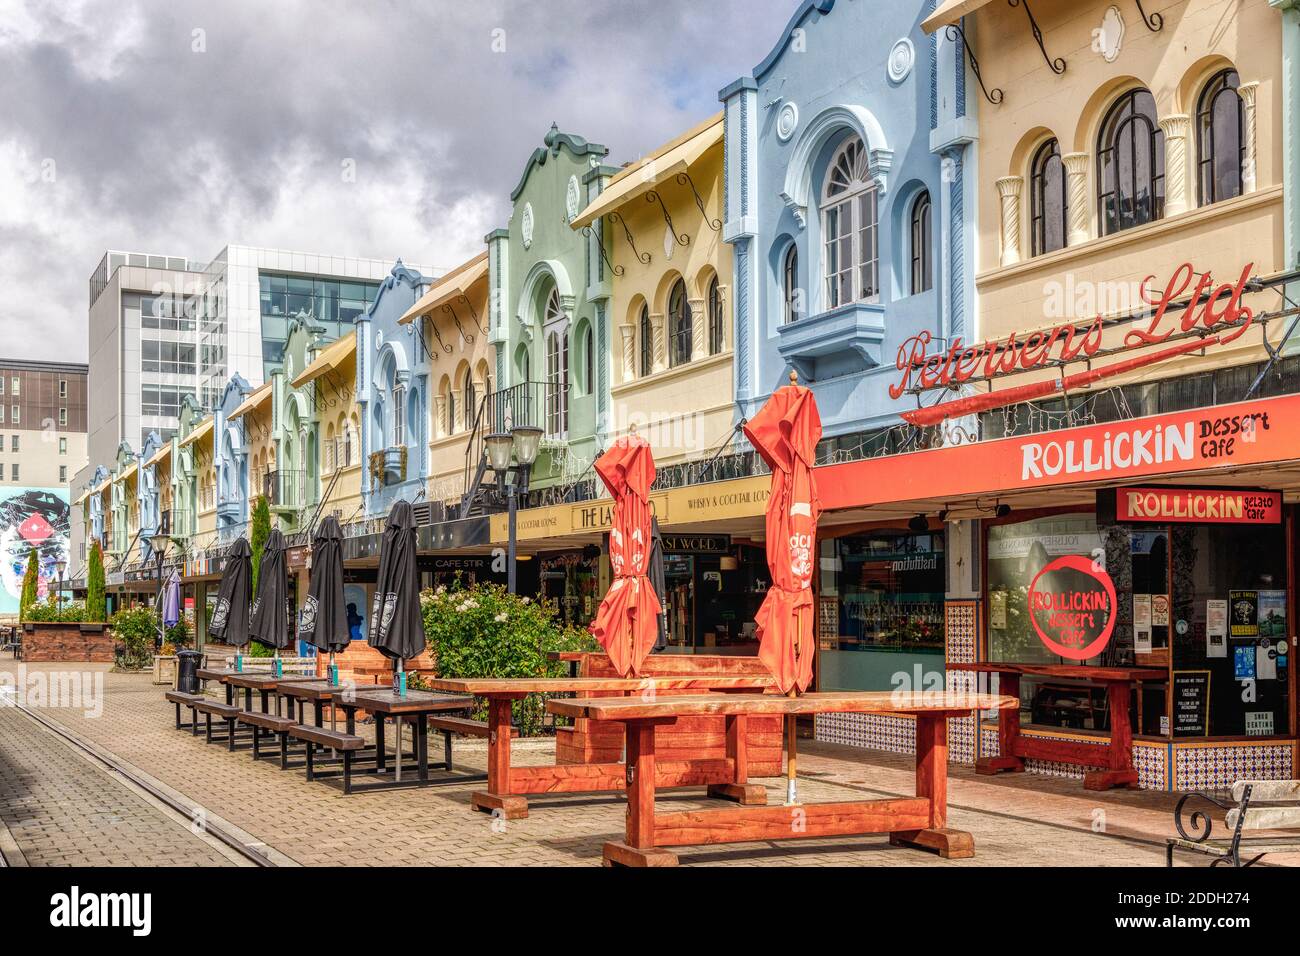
[2,662,1278,867]
[0,702,238,867]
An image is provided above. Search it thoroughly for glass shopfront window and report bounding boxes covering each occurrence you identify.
[986,509,1290,739]
[662,544,765,655]
[817,531,946,691]
[540,551,600,628]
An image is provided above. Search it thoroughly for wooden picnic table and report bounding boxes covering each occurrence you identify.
[276,679,349,727]
[947,662,1165,790]
[224,672,323,718]
[332,689,477,789]
[429,675,772,819]
[548,690,1017,866]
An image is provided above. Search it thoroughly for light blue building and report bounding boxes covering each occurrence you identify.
[720,0,976,443]
[356,262,434,518]
[214,374,253,539]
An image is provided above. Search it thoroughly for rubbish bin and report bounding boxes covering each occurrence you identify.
[176,649,203,694]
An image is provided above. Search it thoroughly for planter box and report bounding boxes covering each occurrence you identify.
[153,655,177,686]
[21,622,115,662]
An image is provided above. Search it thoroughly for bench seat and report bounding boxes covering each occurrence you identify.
[427,715,518,738]
[1168,780,1300,867]
[291,724,366,794]
[165,691,206,733]
[195,700,241,719]
[239,711,297,733]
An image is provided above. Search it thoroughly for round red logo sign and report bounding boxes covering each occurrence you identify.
[1027,554,1117,661]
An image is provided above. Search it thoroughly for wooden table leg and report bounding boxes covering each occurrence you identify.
[1084,681,1140,791]
[976,671,1024,775]
[604,719,677,867]
[472,695,528,819]
[707,713,767,805]
[417,717,429,784]
[890,713,974,859]
[375,714,386,772]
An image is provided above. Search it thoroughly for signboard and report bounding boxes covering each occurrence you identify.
[1172,670,1211,737]
[1116,487,1281,525]
[1245,711,1275,736]
[1026,554,1117,660]
[890,261,1256,426]
[819,391,1300,512]
[660,534,732,554]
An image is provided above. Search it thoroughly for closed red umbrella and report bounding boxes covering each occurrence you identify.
[589,431,662,677]
[744,371,822,803]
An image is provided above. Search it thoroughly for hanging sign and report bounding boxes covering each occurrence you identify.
[1026,554,1117,660]
[891,261,1256,425]
[1116,487,1281,525]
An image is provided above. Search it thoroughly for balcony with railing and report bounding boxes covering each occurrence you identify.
[263,469,308,512]
[461,380,567,517]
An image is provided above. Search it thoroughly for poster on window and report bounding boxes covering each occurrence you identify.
[1151,594,1170,628]
[989,590,1007,630]
[1229,590,1259,637]
[1234,644,1257,680]
[1258,590,1286,639]
[1206,599,1227,658]
[1133,594,1152,653]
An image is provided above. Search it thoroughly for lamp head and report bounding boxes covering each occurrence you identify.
[511,425,544,467]
[484,431,513,473]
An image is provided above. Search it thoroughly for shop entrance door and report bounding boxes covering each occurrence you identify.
[663,553,695,652]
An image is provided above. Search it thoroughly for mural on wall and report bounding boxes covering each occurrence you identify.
[0,488,72,614]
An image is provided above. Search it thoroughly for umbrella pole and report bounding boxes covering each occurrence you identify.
[392,658,401,784]
[785,707,798,806]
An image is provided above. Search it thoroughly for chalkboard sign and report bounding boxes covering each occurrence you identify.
[1172,670,1211,738]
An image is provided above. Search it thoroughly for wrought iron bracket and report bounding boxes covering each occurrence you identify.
[1135,0,1163,31]
[1009,0,1064,74]
[443,302,474,345]
[427,318,453,355]
[946,23,1004,105]
[582,224,625,276]
[676,171,722,232]
[404,319,439,362]
[646,190,689,247]
[456,292,489,335]
[608,210,651,264]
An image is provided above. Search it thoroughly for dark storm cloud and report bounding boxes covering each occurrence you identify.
[0,0,793,361]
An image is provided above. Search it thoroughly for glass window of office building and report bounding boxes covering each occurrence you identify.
[817,531,946,691]
[258,273,379,368]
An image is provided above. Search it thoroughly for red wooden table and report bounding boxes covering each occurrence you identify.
[429,676,771,819]
[947,662,1165,790]
[548,690,1017,867]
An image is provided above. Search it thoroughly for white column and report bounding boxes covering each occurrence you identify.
[1062,152,1091,247]
[1159,114,1192,217]
[434,394,447,439]
[619,324,635,382]
[1239,81,1260,194]
[650,312,666,373]
[996,176,1023,267]
[689,297,706,362]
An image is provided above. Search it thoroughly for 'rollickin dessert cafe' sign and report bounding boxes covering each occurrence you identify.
[890,261,1255,426]
[1028,555,1117,660]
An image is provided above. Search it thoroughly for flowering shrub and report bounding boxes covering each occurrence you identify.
[23,595,91,623]
[421,581,598,735]
[109,606,159,671]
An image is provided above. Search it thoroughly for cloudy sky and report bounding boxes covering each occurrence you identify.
[0,0,793,362]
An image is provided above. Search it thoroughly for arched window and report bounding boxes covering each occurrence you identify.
[668,279,692,367]
[1097,88,1165,235]
[821,135,879,308]
[638,304,653,377]
[543,287,569,437]
[909,190,933,293]
[343,421,353,467]
[1030,139,1068,256]
[782,244,799,324]
[462,374,476,432]
[579,323,593,395]
[707,277,724,354]
[447,386,456,436]
[1197,69,1244,206]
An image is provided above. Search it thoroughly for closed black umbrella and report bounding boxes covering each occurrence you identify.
[209,538,252,649]
[300,515,348,656]
[369,500,424,663]
[249,528,293,652]
[649,515,668,652]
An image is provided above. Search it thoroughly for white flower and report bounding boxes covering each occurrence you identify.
[494,612,508,623]
[521,596,531,604]
[436,585,446,595]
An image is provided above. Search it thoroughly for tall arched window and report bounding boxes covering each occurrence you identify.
[543,287,569,438]
[581,324,593,395]
[707,276,724,354]
[1197,69,1244,206]
[909,190,933,293]
[821,135,879,308]
[782,244,799,324]
[668,279,691,368]
[1031,138,1068,256]
[462,374,476,433]
[638,304,653,377]
[1097,88,1165,235]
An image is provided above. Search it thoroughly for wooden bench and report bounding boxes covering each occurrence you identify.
[425,715,518,774]
[1167,780,1300,867]
[238,711,299,768]
[193,699,243,748]
[164,690,205,733]
[291,725,366,794]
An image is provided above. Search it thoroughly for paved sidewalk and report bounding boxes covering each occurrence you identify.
[0,661,1267,867]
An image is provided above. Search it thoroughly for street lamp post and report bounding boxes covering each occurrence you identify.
[484,423,542,594]
[54,559,66,617]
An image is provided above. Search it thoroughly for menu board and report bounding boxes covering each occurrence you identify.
[1171,670,1211,738]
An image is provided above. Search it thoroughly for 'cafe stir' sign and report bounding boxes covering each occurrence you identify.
[891,261,1256,426]
[1028,555,1117,660]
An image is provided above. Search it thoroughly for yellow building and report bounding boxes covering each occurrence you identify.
[571,114,735,464]
[398,251,493,509]
[292,331,365,523]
